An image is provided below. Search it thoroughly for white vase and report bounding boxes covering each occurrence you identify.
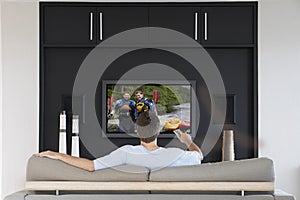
[222,130,235,161]
[59,111,67,154]
[71,115,80,157]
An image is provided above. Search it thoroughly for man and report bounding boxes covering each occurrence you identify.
[113,91,135,132]
[129,89,156,122]
[36,111,203,171]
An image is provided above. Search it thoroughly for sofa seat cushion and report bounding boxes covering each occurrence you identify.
[26,156,149,181]
[150,158,274,182]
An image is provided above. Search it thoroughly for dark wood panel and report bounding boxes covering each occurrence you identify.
[42,5,148,45]
[42,48,94,158]
[43,6,97,45]
[97,7,148,43]
[204,48,255,161]
[149,7,199,42]
[200,6,254,45]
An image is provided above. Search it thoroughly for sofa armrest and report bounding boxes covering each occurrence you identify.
[274,189,295,200]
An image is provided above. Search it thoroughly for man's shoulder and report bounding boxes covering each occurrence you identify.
[119,144,134,150]
[159,147,184,154]
[118,145,141,152]
[115,99,124,108]
[116,99,123,104]
[162,148,200,157]
[162,148,202,165]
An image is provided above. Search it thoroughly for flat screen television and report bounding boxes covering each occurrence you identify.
[102,80,197,138]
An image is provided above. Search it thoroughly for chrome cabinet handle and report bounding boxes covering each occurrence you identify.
[204,12,208,41]
[99,12,103,41]
[90,12,93,41]
[194,12,198,40]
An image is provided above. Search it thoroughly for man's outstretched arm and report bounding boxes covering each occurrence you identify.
[36,151,95,172]
[177,130,204,159]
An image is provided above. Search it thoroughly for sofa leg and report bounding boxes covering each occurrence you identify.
[241,190,245,196]
[55,190,59,196]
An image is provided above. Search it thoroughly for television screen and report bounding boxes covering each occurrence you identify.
[102,80,197,138]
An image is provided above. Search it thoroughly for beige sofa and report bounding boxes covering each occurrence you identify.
[4,156,295,200]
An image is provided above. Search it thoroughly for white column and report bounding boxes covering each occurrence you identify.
[259,1,300,200]
[1,1,39,199]
[0,1,3,199]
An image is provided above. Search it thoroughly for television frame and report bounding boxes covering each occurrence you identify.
[102,80,198,138]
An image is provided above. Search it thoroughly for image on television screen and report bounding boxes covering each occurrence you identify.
[103,81,196,137]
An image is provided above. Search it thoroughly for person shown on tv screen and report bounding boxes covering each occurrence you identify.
[129,88,157,122]
[114,91,136,133]
[36,110,203,171]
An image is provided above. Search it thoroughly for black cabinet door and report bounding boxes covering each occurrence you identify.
[149,7,200,45]
[42,48,95,157]
[96,7,148,44]
[43,6,97,45]
[42,6,148,45]
[200,6,254,45]
[203,48,255,161]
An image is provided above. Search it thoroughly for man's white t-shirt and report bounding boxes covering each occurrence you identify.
[94,145,203,171]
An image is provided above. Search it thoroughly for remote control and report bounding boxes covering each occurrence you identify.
[173,129,181,138]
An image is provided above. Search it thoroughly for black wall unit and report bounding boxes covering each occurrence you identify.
[40,2,258,162]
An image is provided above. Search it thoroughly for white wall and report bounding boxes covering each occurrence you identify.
[259,0,300,199]
[0,0,300,199]
[0,1,3,199]
[1,1,39,199]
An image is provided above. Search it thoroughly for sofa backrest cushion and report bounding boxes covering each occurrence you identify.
[149,157,275,182]
[26,156,149,181]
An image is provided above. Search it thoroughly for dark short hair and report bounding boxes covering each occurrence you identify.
[135,88,143,95]
[136,111,160,143]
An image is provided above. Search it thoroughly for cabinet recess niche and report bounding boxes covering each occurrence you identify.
[40,2,257,162]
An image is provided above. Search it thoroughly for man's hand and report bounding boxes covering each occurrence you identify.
[35,150,95,172]
[176,130,193,146]
[176,130,203,159]
[35,150,62,160]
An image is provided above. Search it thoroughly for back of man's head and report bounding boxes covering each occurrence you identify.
[136,111,160,143]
